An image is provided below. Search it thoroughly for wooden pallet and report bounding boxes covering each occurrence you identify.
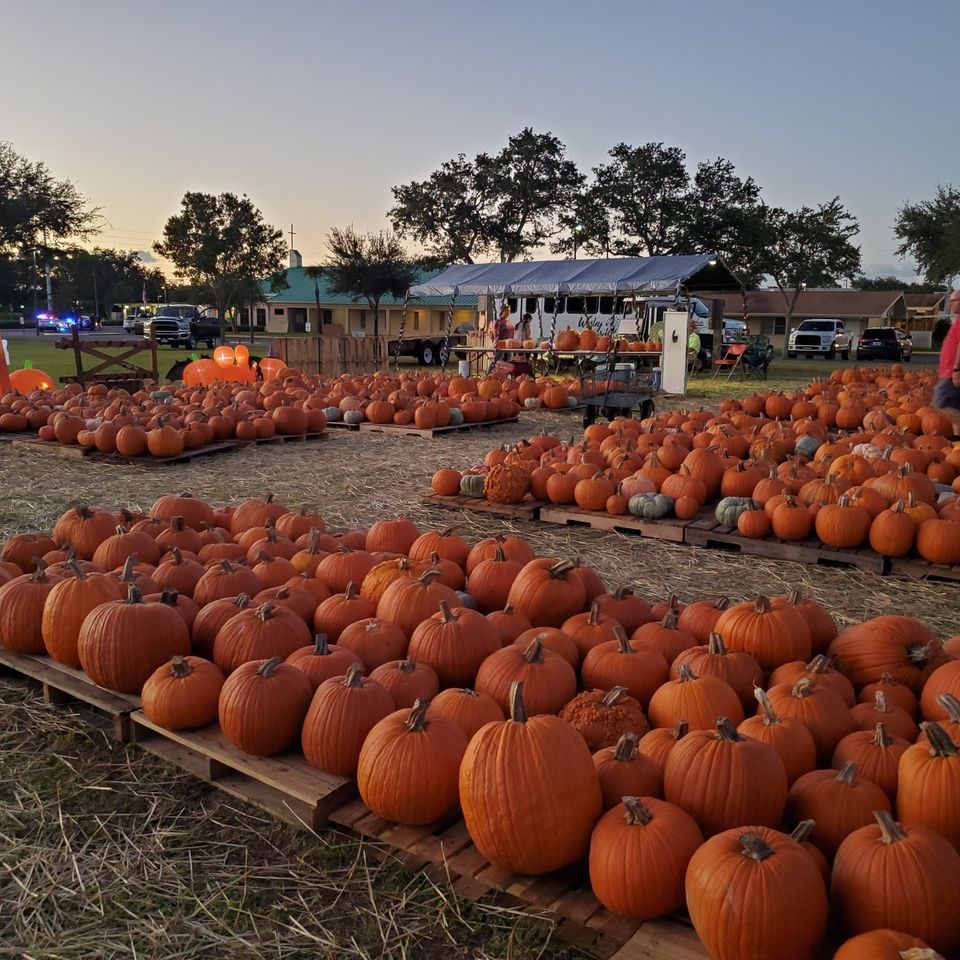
[359,416,520,438]
[421,493,546,520]
[325,420,361,431]
[886,556,960,583]
[240,431,331,446]
[539,506,692,543]
[10,437,243,464]
[0,648,140,740]
[129,711,356,830]
[683,518,887,573]
[330,799,707,960]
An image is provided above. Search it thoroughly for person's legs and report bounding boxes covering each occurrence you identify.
[932,378,960,437]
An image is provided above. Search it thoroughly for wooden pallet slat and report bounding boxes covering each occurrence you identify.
[887,556,960,583]
[0,648,139,740]
[129,711,355,829]
[539,506,692,542]
[359,416,520,438]
[421,493,545,520]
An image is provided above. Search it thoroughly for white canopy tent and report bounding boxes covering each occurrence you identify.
[406,253,742,299]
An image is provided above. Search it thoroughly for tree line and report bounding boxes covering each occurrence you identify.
[1,135,958,337]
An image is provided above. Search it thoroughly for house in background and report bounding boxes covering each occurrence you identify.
[240,252,479,348]
[697,289,908,351]
[903,293,947,348]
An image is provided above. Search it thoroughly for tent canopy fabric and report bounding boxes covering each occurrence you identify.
[406,254,742,298]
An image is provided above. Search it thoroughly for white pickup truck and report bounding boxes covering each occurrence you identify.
[786,319,852,360]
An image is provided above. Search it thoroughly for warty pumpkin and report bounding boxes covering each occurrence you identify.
[459,681,603,875]
[559,686,648,751]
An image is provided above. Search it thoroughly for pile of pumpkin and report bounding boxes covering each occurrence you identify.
[2,495,960,957]
[432,368,960,565]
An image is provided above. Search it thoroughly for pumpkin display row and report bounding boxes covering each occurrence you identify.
[2,493,960,956]
[432,367,960,566]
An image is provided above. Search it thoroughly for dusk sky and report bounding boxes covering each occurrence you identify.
[3,0,958,279]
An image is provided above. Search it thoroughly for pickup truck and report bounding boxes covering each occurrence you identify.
[786,319,852,360]
[141,304,220,349]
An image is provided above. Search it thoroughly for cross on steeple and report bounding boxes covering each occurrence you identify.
[288,224,296,249]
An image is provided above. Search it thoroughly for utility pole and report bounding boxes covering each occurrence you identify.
[92,262,99,322]
[32,249,39,336]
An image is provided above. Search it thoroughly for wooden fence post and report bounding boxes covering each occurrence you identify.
[71,327,85,388]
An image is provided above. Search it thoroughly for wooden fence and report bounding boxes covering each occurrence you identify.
[272,336,390,377]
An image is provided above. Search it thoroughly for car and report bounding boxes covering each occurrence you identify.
[856,327,912,362]
[786,319,852,359]
[142,304,220,349]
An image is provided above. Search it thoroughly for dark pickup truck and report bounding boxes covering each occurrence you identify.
[141,304,220,349]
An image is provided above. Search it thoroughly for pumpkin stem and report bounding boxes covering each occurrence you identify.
[875,810,908,844]
[171,516,185,532]
[256,655,283,677]
[170,656,193,678]
[437,599,458,623]
[256,550,273,565]
[170,547,185,565]
[660,607,679,630]
[671,719,689,741]
[234,593,249,607]
[397,659,417,674]
[508,681,528,723]
[255,602,275,622]
[789,819,816,845]
[601,686,629,707]
[873,690,890,713]
[64,558,86,581]
[120,554,138,582]
[548,559,575,579]
[307,528,322,553]
[707,632,726,655]
[492,545,507,563]
[754,595,772,614]
[738,832,774,862]
[417,569,442,587]
[587,599,602,626]
[804,655,834,674]
[791,678,815,699]
[613,625,632,654]
[406,698,431,732]
[754,687,780,725]
[677,663,697,683]
[159,588,179,606]
[502,602,516,615]
[835,760,859,784]
[312,633,330,656]
[907,641,938,668]
[715,717,744,742]
[936,693,960,723]
[621,796,653,826]
[611,585,633,601]
[344,581,359,599]
[125,582,143,604]
[872,722,894,747]
[522,636,545,663]
[343,663,364,687]
[922,722,959,758]
[612,732,639,762]
[219,560,235,574]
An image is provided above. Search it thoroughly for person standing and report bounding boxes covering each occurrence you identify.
[934,289,960,436]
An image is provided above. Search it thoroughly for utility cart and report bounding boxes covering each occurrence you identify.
[580,351,657,426]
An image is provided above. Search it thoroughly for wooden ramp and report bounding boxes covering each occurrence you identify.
[129,711,355,830]
[421,493,546,520]
[539,506,692,543]
[359,416,520,438]
[0,648,140,740]
[683,518,887,574]
[330,799,707,960]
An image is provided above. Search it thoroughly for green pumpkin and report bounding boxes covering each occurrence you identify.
[628,492,675,519]
[715,496,757,528]
[448,407,465,426]
[794,435,819,460]
[460,474,486,498]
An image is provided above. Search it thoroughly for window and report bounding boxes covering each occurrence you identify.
[774,318,786,335]
[273,307,285,315]
[599,296,614,314]
[320,309,332,325]
[543,297,566,314]
[256,308,266,327]
[413,311,421,331]
[525,297,537,314]
[507,298,518,314]
[566,297,584,315]
[359,311,367,330]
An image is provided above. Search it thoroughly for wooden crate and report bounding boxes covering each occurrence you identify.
[129,711,356,830]
[886,556,960,583]
[359,416,519,439]
[421,493,546,521]
[539,506,693,543]
[683,518,887,574]
[0,648,140,740]
[330,799,707,960]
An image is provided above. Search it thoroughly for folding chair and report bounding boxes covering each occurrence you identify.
[711,342,747,379]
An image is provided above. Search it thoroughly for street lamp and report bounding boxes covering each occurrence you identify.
[572,224,584,261]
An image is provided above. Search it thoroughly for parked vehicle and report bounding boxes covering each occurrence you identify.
[142,304,220,349]
[786,319,852,359]
[856,327,912,362]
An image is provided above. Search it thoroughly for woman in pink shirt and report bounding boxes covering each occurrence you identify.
[934,289,960,436]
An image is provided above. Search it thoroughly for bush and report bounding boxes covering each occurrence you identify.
[933,317,952,348]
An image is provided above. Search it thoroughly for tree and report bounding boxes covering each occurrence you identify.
[591,142,690,257]
[761,198,862,343]
[894,185,960,284]
[52,247,162,317]
[853,275,943,293]
[312,227,419,338]
[389,154,497,264]
[154,192,287,338]
[390,128,582,263]
[0,142,98,256]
